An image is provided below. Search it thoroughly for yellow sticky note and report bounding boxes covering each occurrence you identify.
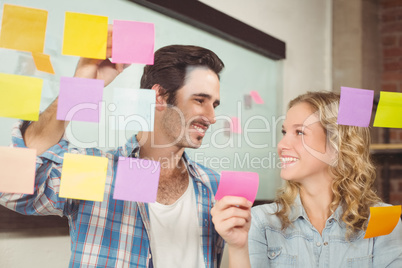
[0,73,43,121]
[364,205,401,239]
[0,147,36,194]
[59,153,108,202]
[62,12,108,59]
[0,4,48,53]
[373,91,402,128]
[32,52,55,74]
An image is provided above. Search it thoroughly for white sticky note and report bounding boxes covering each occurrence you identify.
[111,88,155,131]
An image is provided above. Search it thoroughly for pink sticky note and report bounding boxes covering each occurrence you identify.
[337,87,374,127]
[113,157,160,203]
[215,171,259,203]
[230,117,242,133]
[57,77,104,122]
[250,91,264,104]
[0,147,36,194]
[112,20,155,64]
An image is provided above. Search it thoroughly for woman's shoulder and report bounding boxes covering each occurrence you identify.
[251,202,283,230]
[372,202,393,207]
[252,202,279,214]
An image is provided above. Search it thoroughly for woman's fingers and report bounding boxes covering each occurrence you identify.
[213,206,250,223]
[211,196,252,232]
[215,196,253,210]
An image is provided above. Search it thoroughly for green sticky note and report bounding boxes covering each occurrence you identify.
[59,153,108,202]
[62,12,108,59]
[0,73,43,121]
[373,91,402,128]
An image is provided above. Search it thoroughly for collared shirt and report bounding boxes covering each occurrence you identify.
[0,122,224,268]
[249,195,402,268]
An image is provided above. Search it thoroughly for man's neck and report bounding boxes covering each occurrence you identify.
[137,131,185,170]
[137,131,190,205]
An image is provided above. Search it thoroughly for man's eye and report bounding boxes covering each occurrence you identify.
[195,99,204,104]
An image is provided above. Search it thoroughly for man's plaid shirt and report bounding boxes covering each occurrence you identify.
[0,122,224,267]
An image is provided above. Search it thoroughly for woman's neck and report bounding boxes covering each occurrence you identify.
[299,184,333,235]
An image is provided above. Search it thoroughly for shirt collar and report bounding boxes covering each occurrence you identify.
[289,194,308,222]
[289,194,344,224]
[117,135,140,158]
[119,135,200,179]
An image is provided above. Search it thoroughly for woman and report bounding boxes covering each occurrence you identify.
[211,91,402,267]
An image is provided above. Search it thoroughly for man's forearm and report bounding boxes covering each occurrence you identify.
[23,98,69,155]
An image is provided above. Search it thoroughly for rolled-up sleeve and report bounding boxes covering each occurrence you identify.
[0,121,73,217]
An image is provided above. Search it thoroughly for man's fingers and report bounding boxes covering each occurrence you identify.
[106,24,113,58]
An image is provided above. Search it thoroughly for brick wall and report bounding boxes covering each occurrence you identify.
[380,0,402,205]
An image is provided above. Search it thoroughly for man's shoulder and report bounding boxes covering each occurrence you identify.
[191,160,220,180]
[192,161,220,176]
[188,160,221,195]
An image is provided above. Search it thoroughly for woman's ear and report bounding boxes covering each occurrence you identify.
[152,84,167,111]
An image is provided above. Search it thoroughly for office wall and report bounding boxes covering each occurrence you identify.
[200,0,333,108]
[379,0,402,205]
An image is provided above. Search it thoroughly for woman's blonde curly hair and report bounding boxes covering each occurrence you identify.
[274,91,381,239]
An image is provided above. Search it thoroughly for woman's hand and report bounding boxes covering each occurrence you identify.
[211,196,252,249]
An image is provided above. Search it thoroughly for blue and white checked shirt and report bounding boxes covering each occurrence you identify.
[0,122,224,267]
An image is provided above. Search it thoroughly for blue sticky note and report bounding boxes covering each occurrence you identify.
[111,88,155,131]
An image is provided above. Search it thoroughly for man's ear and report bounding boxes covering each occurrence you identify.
[152,84,167,111]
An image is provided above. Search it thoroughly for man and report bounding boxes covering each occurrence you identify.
[0,41,225,267]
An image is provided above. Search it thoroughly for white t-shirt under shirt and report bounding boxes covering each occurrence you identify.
[148,176,204,268]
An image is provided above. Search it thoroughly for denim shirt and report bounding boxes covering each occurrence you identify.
[249,195,402,268]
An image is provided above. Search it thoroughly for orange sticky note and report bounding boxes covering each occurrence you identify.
[0,4,48,53]
[32,52,55,74]
[364,205,401,239]
[59,153,108,202]
[0,147,36,194]
[62,12,108,59]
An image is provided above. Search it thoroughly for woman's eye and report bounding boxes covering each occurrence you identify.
[281,130,286,136]
[296,130,304,135]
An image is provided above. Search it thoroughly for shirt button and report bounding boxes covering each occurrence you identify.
[323,242,328,246]
[204,219,208,226]
[271,252,276,257]
[203,189,206,195]
[316,242,321,247]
